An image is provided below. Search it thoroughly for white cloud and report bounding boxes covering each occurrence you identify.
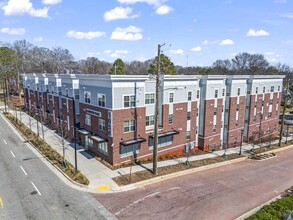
[202,40,218,45]
[110,53,119,58]
[117,0,165,7]
[34,37,43,42]
[42,0,62,5]
[87,52,101,57]
[135,56,147,62]
[1,27,25,35]
[115,50,129,54]
[169,49,184,55]
[104,7,139,21]
[111,25,143,41]
[275,0,287,3]
[156,5,173,15]
[2,0,49,18]
[281,13,293,18]
[190,46,202,52]
[104,50,112,53]
[219,39,234,45]
[247,29,269,37]
[67,30,106,39]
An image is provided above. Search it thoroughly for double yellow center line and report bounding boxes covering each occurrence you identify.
[0,196,4,208]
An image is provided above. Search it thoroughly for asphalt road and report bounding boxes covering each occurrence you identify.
[0,113,115,220]
[95,148,293,220]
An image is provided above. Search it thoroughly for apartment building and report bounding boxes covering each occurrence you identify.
[23,74,284,166]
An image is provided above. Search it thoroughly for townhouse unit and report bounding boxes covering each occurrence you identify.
[23,74,284,166]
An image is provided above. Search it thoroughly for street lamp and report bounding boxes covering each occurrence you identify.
[239,128,244,155]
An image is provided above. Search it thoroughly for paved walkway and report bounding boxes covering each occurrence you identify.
[0,104,291,193]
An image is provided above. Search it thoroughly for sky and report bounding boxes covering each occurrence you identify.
[0,0,293,67]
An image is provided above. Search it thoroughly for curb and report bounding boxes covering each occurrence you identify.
[0,112,91,191]
[236,195,282,220]
[134,157,247,188]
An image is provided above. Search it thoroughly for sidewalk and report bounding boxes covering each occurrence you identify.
[1,104,292,193]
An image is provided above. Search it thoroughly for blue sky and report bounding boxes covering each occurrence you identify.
[0,0,293,67]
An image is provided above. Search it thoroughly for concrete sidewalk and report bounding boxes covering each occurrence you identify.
[1,104,292,193]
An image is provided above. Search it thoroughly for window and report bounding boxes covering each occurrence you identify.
[169,92,174,103]
[146,115,155,126]
[98,119,106,131]
[196,90,200,99]
[168,114,173,124]
[262,100,264,107]
[84,91,91,104]
[256,87,258,94]
[98,93,106,107]
[268,112,272,118]
[145,93,155,104]
[187,111,191,120]
[149,135,173,149]
[65,88,69,97]
[236,104,239,112]
[278,85,280,91]
[186,131,191,140]
[120,143,140,157]
[253,115,256,122]
[196,108,199,117]
[124,120,136,132]
[222,89,225,97]
[267,126,271,134]
[87,138,93,148]
[213,125,216,133]
[234,137,237,144]
[188,91,192,101]
[98,142,108,155]
[237,88,240,96]
[214,108,217,115]
[215,89,218,98]
[85,114,91,126]
[270,86,274,92]
[235,120,238,127]
[269,99,273,105]
[124,95,136,108]
[263,87,266,93]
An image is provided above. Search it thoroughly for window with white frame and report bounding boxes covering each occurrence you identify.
[186,131,191,140]
[256,87,258,94]
[213,125,216,133]
[124,120,136,132]
[98,93,106,107]
[196,89,200,99]
[145,93,155,104]
[222,89,225,97]
[146,115,155,126]
[124,95,136,108]
[263,87,266,93]
[84,91,91,104]
[98,119,106,131]
[98,142,108,155]
[237,88,240,96]
[168,114,173,124]
[85,114,91,126]
[215,89,218,98]
[169,92,174,103]
[65,88,69,97]
[278,85,280,91]
[188,91,192,101]
[187,111,191,120]
[87,138,93,148]
[270,86,274,92]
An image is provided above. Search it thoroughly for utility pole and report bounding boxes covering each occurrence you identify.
[72,97,77,171]
[3,80,7,113]
[279,79,290,146]
[153,43,165,175]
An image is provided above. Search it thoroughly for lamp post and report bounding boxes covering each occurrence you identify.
[239,128,244,155]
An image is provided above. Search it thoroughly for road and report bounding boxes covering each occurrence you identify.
[95,148,293,220]
[0,113,115,220]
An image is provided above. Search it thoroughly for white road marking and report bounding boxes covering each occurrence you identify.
[115,187,181,216]
[31,182,41,196]
[20,166,27,176]
[3,139,7,144]
[10,151,15,158]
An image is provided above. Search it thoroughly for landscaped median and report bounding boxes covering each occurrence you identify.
[246,186,293,220]
[4,113,89,186]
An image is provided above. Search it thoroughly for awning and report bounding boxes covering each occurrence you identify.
[150,130,179,138]
[120,138,146,146]
[89,135,107,143]
[78,129,91,135]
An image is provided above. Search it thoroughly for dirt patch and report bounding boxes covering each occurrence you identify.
[113,153,243,186]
